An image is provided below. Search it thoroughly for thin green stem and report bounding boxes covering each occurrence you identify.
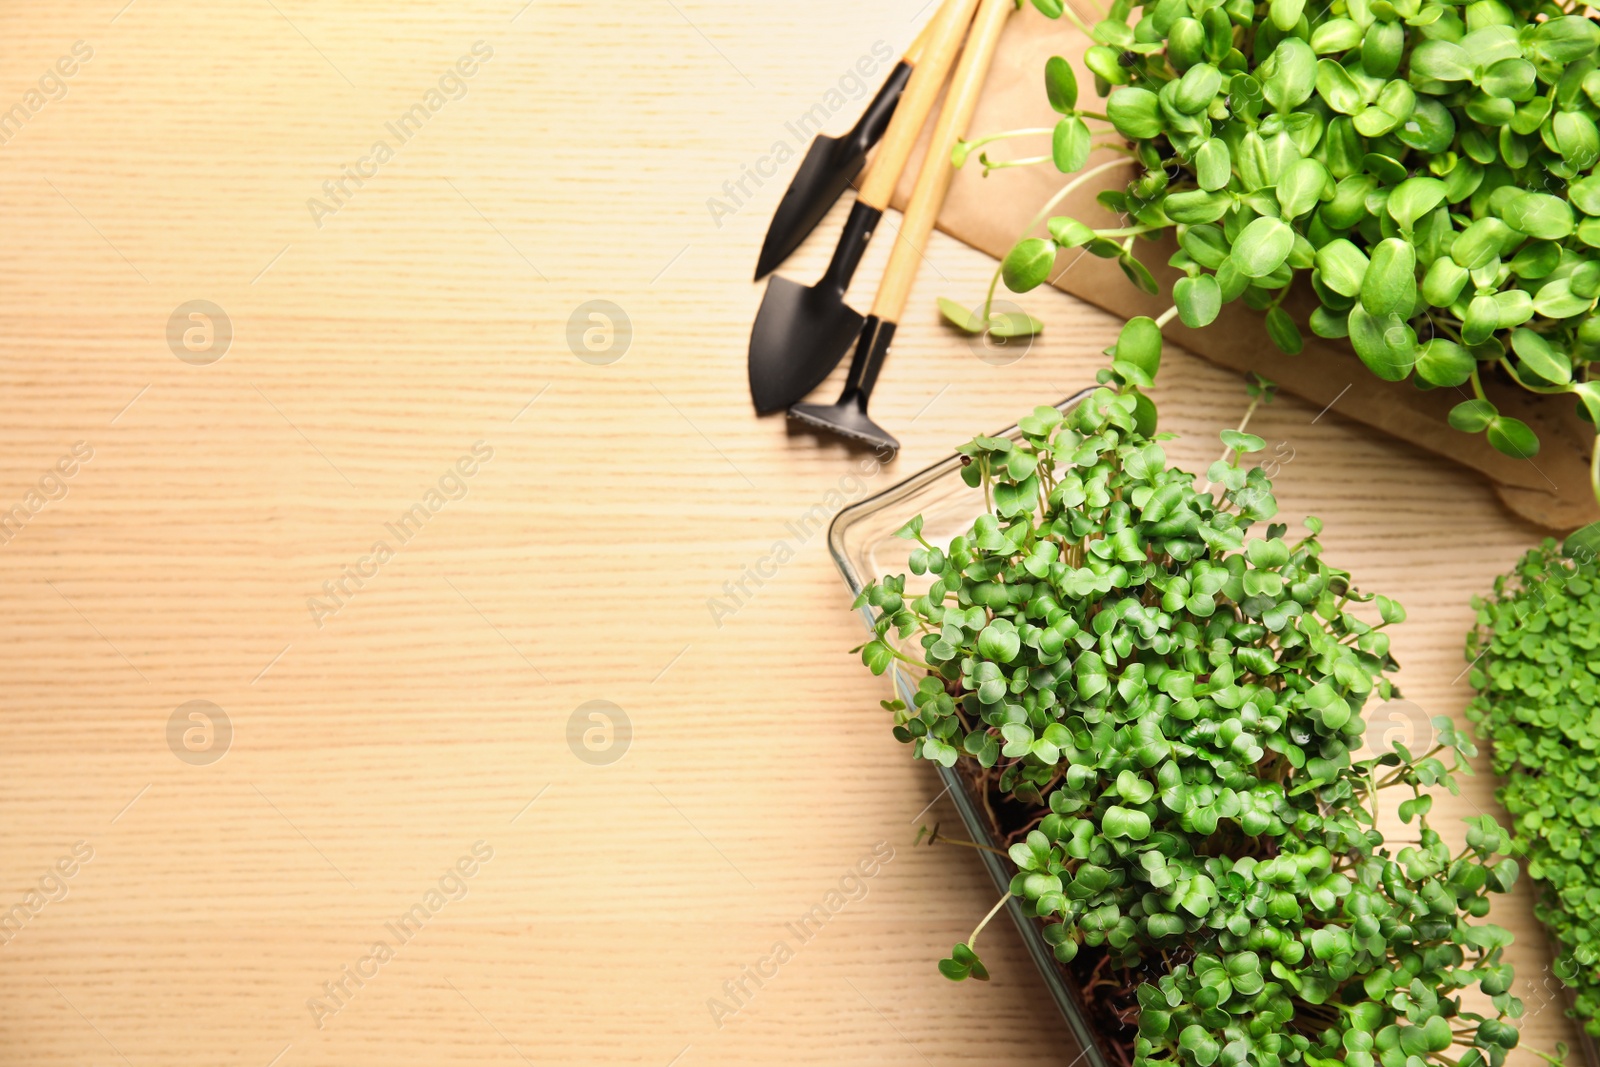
[1205,386,1272,497]
[981,157,1129,325]
[1023,158,1132,235]
[1529,1047,1572,1067]
[928,832,1009,858]
[1056,2,1097,40]
[1375,744,1448,788]
[967,890,1014,953]
[982,154,1054,173]
[1498,358,1575,395]
[884,645,926,670]
[1224,390,1268,458]
[1094,224,1163,238]
[981,267,1004,329]
[963,128,1056,152]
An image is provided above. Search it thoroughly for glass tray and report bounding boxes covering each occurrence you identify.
[828,389,1110,1067]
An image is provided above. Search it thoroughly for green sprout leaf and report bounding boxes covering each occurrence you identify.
[1486,415,1539,458]
[1503,192,1575,241]
[1044,55,1078,113]
[937,297,984,334]
[938,942,990,982]
[1221,428,1265,453]
[1174,274,1221,328]
[1116,316,1162,377]
[990,311,1045,338]
[1002,238,1056,294]
[1232,217,1294,278]
[1052,117,1091,173]
[1360,239,1416,319]
[1348,305,1417,381]
[1194,139,1230,192]
[1315,240,1369,298]
[1414,339,1474,388]
[1509,328,1572,386]
[1106,86,1163,139]
[1265,307,1303,354]
[1448,398,1498,433]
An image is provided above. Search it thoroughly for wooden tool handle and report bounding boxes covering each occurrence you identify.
[873,0,1011,322]
[856,0,979,213]
[902,5,942,65]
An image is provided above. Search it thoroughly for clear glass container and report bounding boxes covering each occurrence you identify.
[828,389,1108,1067]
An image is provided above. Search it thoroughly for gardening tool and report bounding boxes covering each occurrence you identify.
[752,13,942,282]
[747,0,978,414]
[789,0,1013,455]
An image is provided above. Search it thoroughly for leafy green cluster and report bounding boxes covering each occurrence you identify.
[1002,0,1600,463]
[854,389,1526,1067]
[1468,539,1600,1035]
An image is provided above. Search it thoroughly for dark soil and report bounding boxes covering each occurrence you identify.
[953,756,1146,1067]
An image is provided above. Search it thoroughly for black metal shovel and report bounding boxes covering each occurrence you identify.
[789,0,1013,456]
[752,17,940,282]
[747,0,977,415]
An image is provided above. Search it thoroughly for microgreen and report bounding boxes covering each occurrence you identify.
[1468,540,1600,1037]
[854,385,1527,1067]
[951,0,1600,498]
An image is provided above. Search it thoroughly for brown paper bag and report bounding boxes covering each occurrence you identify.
[890,5,1597,531]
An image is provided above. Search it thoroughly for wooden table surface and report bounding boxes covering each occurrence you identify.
[0,2,1582,1064]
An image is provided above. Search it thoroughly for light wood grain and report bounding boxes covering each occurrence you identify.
[0,2,1582,1065]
